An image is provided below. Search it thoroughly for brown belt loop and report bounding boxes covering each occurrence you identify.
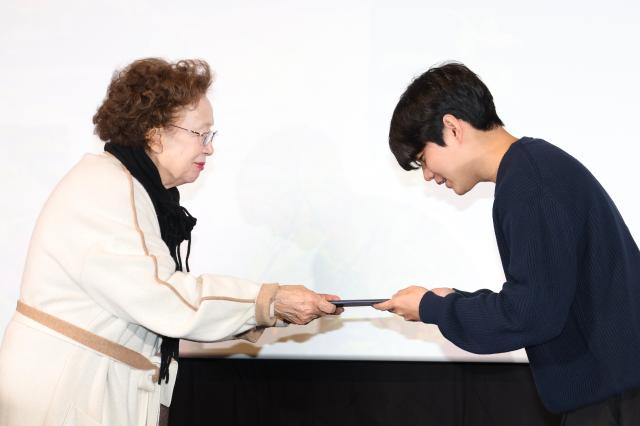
[16,301,159,382]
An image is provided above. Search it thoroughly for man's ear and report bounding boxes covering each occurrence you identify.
[146,128,163,154]
[442,114,462,141]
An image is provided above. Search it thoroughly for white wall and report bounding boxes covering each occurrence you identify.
[1,0,639,362]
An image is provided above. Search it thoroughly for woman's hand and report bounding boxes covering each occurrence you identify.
[274,286,344,324]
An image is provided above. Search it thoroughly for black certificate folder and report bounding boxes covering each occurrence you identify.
[330,299,388,307]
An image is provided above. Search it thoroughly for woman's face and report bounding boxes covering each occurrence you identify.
[148,96,215,188]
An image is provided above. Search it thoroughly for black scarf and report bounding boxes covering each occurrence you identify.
[104,142,197,384]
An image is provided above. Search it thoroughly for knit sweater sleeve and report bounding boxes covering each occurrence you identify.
[419,195,577,354]
[452,288,493,297]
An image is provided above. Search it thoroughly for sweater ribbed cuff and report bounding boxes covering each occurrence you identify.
[419,291,447,324]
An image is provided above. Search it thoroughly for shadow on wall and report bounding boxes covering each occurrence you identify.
[185,314,522,362]
[234,125,494,279]
[238,127,493,242]
[182,125,509,361]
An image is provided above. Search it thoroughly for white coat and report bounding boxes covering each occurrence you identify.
[0,152,278,425]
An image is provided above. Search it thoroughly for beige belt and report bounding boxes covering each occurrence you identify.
[16,301,159,382]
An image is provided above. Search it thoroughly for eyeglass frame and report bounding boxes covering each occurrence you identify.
[169,124,217,146]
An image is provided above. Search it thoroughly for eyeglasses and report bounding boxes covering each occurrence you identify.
[169,124,217,146]
[411,152,425,169]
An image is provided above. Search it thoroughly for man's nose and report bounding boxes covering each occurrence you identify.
[422,167,435,181]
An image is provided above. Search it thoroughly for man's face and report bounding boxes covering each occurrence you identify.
[417,132,477,195]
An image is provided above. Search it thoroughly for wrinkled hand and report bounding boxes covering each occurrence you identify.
[274,286,344,325]
[318,294,345,317]
[373,286,428,321]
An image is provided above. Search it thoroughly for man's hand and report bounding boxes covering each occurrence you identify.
[274,286,344,325]
[373,286,454,321]
[373,286,428,321]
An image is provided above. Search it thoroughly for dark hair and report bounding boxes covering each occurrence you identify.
[93,58,213,148]
[389,62,504,170]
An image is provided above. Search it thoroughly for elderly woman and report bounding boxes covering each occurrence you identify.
[0,58,341,426]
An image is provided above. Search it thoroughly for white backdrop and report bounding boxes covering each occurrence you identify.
[1,0,639,363]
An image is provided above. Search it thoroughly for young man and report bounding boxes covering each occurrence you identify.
[374,62,640,424]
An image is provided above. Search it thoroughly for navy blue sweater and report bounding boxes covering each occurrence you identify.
[419,137,640,413]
